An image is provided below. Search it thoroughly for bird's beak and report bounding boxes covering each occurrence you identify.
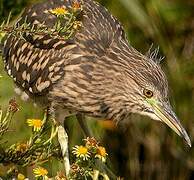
[147,98,191,147]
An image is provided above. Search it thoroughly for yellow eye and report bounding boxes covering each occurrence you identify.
[143,89,153,98]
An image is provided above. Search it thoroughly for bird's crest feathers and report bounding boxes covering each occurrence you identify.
[146,44,165,64]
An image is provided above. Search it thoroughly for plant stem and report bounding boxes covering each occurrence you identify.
[93,169,100,180]
[58,125,70,177]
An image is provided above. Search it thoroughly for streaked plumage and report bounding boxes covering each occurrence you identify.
[1,0,191,146]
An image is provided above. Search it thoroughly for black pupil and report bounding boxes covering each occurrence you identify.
[147,91,151,95]
[144,90,153,97]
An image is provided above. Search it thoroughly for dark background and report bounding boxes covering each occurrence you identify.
[0,0,194,179]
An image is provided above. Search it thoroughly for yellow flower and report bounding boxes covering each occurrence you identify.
[70,163,80,173]
[55,171,67,180]
[27,119,43,131]
[84,137,99,148]
[73,21,82,30]
[17,173,25,180]
[72,1,81,10]
[72,145,90,160]
[9,99,19,113]
[50,7,68,16]
[16,143,28,153]
[33,167,48,178]
[95,146,108,162]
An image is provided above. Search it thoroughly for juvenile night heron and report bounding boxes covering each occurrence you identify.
[1,0,191,146]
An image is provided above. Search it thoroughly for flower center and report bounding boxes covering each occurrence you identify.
[97,146,107,157]
[32,119,42,127]
[50,7,68,16]
[78,146,88,155]
[39,168,48,176]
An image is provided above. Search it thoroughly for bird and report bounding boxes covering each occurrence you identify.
[1,0,191,147]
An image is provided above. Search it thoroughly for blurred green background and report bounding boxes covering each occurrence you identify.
[0,0,194,179]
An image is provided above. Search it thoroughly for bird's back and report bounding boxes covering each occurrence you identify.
[2,0,126,107]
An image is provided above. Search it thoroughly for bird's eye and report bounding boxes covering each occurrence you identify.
[143,89,153,98]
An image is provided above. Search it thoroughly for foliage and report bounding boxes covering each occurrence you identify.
[0,101,110,179]
[0,101,59,178]
[0,1,82,43]
[0,111,60,166]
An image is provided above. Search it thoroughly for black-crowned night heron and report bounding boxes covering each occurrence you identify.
[1,0,191,147]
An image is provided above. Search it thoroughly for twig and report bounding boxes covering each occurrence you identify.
[102,173,110,180]
[57,125,70,176]
[93,169,100,180]
[76,113,93,137]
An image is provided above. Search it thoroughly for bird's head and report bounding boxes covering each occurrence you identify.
[123,52,191,147]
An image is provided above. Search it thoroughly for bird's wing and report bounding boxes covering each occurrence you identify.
[2,0,80,96]
[2,0,127,97]
[3,33,76,95]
